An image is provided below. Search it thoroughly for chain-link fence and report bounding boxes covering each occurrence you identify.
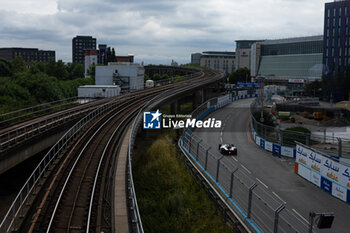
[250,99,350,158]
[180,131,311,233]
[179,96,313,233]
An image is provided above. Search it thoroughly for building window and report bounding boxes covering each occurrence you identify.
[328,8,330,17]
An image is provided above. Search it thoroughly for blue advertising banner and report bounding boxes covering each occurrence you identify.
[321,176,332,194]
[260,139,265,148]
[273,144,281,154]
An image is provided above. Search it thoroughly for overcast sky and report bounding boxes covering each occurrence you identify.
[0,0,329,64]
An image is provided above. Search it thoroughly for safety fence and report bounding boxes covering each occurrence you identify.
[179,94,312,233]
[250,99,350,159]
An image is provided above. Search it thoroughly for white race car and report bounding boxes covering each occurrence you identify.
[219,144,237,155]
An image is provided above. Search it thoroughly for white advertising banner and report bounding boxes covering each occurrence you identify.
[310,171,321,187]
[296,145,350,189]
[298,163,311,182]
[281,146,294,158]
[265,141,273,152]
[256,136,261,145]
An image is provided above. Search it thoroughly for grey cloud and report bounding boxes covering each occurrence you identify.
[0,0,327,64]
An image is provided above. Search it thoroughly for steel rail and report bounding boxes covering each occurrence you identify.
[45,102,137,233]
[86,106,136,232]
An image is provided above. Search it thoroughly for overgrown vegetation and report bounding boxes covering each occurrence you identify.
[133,134,233,233]
[282,127,311,146]
[0,57,94,114]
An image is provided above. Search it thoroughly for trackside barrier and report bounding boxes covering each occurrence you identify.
[250,99,350,204]
[295,142,350,205]
[250,99,350,158]
[179,94,313,233]
[250,119,296,158]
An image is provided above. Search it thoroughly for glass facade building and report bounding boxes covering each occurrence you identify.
[323,0,350,79]
[256,36,324,81]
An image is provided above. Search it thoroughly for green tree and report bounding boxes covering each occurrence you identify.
[54,60,69,80]
[45,58,56,77]
[32,61,46,73]
[0,59,12,77]
[11,56,25,74]
[161,74,170,80]
[152,73,161,81]
[228,67,250,84]
[70,63,84,79]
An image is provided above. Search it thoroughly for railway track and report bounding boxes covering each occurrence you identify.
[26,98,149,233]
[0,70,205,154]
[0,68,224,233]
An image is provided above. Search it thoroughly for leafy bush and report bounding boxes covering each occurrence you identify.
[134,135,233,233]
[282,127,311,146]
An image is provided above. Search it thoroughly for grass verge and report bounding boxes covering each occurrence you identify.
[133,133,233,233]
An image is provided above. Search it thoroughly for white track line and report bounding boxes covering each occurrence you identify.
[256,178,268,189]
[272,191,286,204]
[232,157,238,162]
[292,209,309,224]
[241,164,251,174]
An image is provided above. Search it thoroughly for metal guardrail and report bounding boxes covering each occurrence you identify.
[179,95,313,233]
[250,99,350,158]
[0,97,94,126]
[0,96,129,233]
[0,103,97,153]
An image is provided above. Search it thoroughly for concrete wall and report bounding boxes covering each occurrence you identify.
[96,63,144,90]
[78,85,121,98]
[235,48,251,69]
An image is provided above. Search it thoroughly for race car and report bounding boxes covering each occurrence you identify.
[218,144,237,155]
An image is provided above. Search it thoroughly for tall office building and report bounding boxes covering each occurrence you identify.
[72,36,96,64]
[323,0,350,79]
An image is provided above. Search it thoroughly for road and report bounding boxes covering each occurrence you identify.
[194,98,350,233]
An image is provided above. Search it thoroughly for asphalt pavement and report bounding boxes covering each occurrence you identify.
[194,98,350,233]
